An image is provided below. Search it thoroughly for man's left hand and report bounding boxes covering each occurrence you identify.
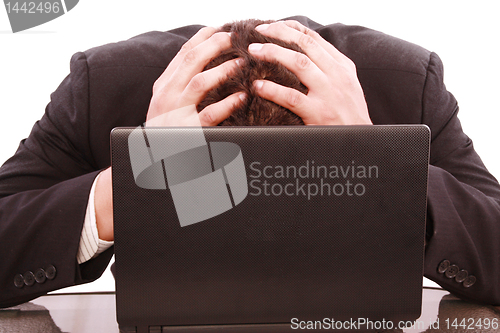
[249,20,372,126]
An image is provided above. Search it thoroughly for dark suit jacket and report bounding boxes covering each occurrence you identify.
[1,16,500,308]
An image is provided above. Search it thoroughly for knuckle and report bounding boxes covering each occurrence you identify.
[180,39,193,54]
[303,26,319,40]
[189,73,206,93]
[152,78,169,98]
[183,48,198,65]
[284,20,311,35]
[343,56,356,71]
[199,109,215,125]
[295,53,311,70]
[152,79,161,94]
[299,33,315,49]
[286,89,303,108]
[339,60,358,84]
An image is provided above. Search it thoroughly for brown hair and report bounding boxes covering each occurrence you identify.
[197,20,307,126]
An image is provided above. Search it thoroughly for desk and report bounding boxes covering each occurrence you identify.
[1,288,499,333]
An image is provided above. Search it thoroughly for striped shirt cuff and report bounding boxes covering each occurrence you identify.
[77,173,114,264]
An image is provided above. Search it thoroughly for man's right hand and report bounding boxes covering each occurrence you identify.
[94,27,246,242]
[146,26,246,126]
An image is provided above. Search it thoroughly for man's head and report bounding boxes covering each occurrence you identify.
[197,20,307,126]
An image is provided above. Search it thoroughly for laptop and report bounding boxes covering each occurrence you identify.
[111,125,430,333]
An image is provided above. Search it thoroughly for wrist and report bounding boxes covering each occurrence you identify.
[94,167,114,241]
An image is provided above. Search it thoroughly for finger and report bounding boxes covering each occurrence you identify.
[198,92,247,126]
[155,28,229,94]
[255,21,346,72]
[181,26,219,53]
[248,42,326,90]
[253,80,312,121]
[261,20,344,60]
[163,26,218,78]
[281,20,353,66]
[169,31,233,92]
[180,58,243,106]
[280,20,339,55]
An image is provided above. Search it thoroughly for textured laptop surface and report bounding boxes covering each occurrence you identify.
[111,125,430,332]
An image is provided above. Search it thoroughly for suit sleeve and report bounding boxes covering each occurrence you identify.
[423,52,500,305]
[0,53,114,308]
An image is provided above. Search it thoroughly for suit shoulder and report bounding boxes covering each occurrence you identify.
[80,25,204,70]
[314,23,436,125]
[318,23,431,76]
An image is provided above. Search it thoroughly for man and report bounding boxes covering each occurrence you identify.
[1,16,499,308]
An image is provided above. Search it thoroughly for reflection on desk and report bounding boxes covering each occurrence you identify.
[1,292,117,333]
[0,288,499,333]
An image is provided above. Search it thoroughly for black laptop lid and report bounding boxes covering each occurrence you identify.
[111,125,430,332]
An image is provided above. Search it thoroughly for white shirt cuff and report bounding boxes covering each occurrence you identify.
[77,172,114,264]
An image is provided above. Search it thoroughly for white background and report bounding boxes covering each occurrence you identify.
[1,1,498,293]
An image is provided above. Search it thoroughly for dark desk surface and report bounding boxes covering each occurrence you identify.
[1,288,499,333]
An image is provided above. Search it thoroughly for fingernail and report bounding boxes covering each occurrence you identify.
[255,24,270,32]
[239,92,247,102]
[254,80,264,90]
[235,58,244,66]
[248,43,263,53]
